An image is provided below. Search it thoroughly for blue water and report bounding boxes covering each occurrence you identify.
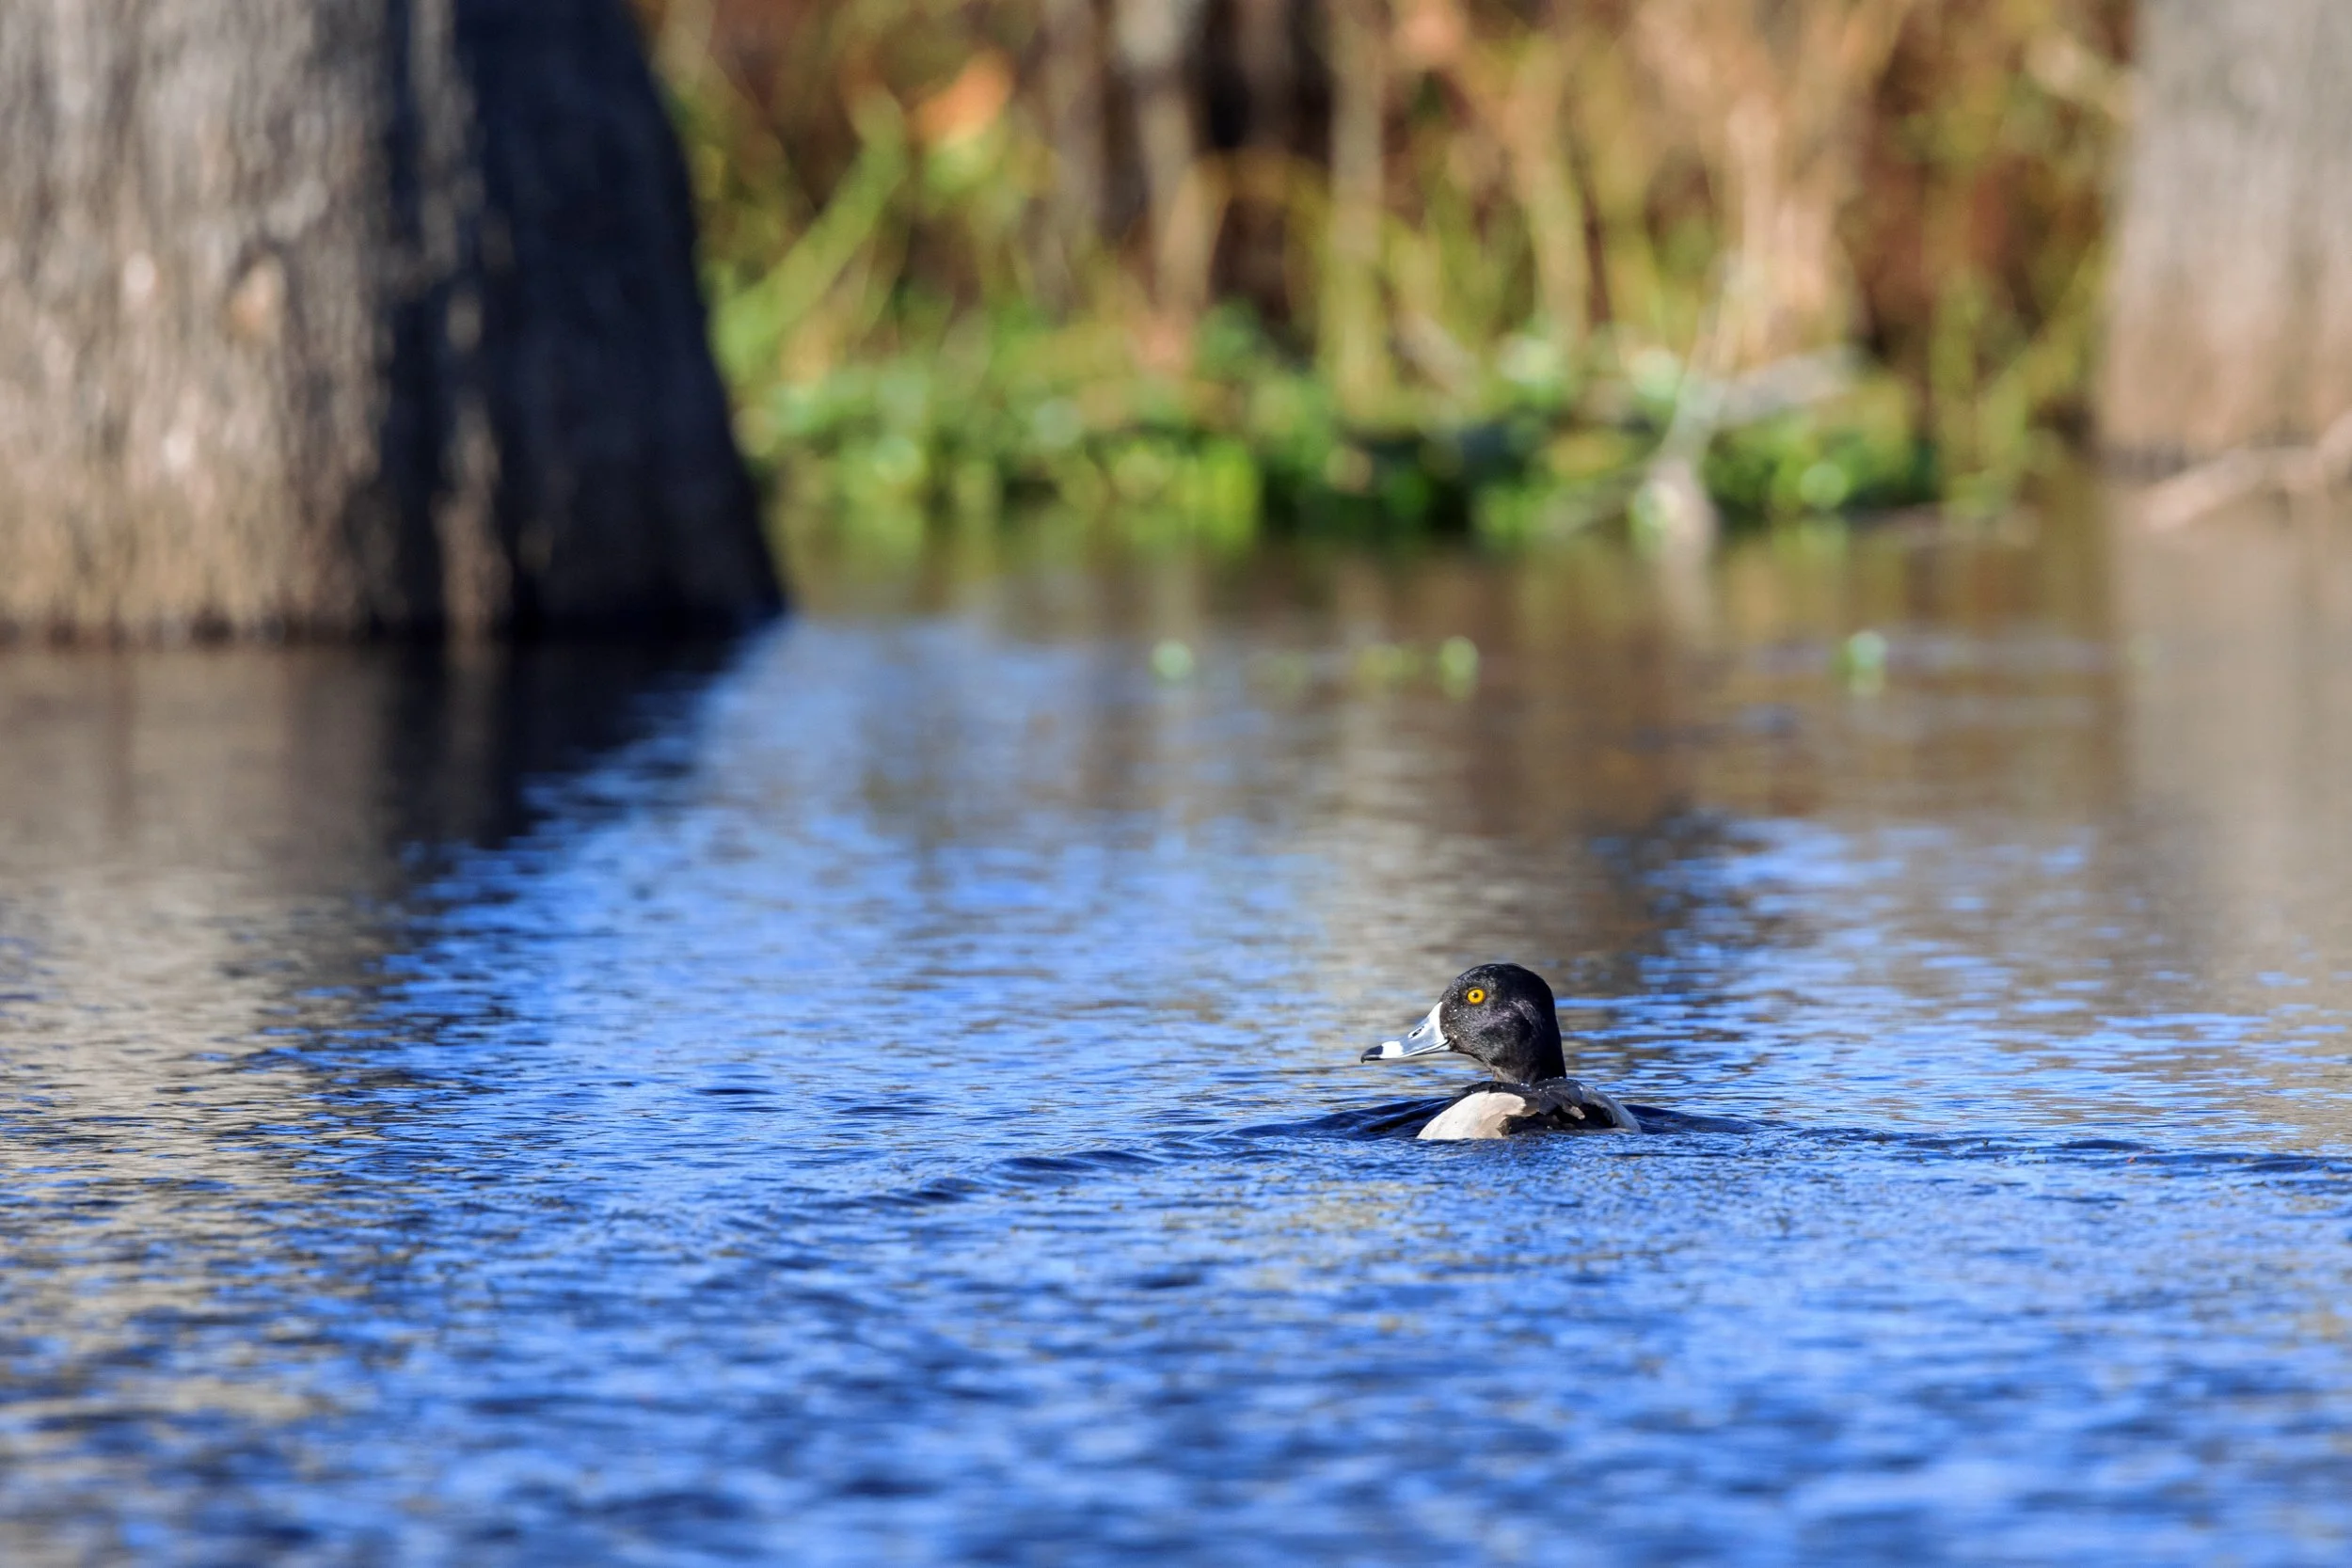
[3,527,2351,1563]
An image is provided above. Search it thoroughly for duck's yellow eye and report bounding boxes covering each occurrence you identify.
[1465,987,1487,1005]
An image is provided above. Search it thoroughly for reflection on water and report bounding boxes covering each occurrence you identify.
[3,498,2351,1561]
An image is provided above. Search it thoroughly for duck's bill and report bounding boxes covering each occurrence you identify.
[1361,1001,1452,1063]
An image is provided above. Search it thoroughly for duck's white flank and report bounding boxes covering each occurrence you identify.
[1416,1092,1531,1141]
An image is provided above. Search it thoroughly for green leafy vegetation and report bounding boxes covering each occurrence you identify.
[641,0,2127,557]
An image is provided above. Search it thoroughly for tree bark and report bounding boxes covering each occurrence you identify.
[2102,0,2352,463]
[0,0,779,640]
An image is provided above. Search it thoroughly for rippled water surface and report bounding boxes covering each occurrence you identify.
[5,510,2352,1563]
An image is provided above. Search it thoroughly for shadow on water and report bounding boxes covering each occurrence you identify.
[372,641,755,852]
[0,636,760,1086]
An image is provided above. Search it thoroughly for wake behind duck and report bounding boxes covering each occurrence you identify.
[1362,962,1644,1140]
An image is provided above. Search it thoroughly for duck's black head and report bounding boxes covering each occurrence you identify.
[1359,962,1567,1084]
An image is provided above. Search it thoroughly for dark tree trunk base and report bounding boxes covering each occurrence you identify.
[0,0,778,640]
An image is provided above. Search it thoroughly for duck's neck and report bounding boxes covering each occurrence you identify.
[1489,1029,1565,1084]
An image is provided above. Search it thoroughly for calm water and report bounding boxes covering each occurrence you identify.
[4,504,2352,1564]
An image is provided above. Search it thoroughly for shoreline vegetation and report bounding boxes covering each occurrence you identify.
[638,0,2127,562]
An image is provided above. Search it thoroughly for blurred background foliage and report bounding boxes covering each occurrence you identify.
[635,0,2129,559]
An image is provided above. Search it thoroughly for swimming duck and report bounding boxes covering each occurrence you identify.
[1361,962,1643,1140]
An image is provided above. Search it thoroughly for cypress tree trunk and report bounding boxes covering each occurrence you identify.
[0,0,778,639]
[2102,0,2352,462]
